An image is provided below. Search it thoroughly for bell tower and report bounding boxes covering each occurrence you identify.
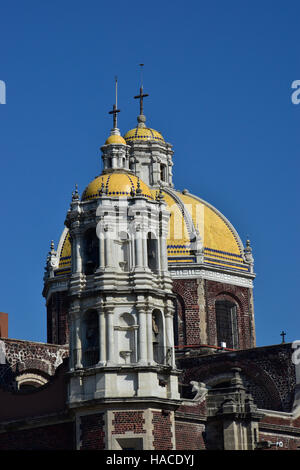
[124,70,175,188]
[64,87,180,450]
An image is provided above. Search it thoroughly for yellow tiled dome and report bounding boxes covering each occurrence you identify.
[151,189,247,271]
[81,172,153,201]
[56,186,247,275]
[124,127,164,143]
[105,134,127,145]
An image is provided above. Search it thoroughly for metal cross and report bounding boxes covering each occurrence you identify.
[280,331,286,343]
[134,86,149,115]
[134,64,148,115]
[109,104,120,129]
[109,77,120,128]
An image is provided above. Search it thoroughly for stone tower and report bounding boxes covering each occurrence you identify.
[44,92,181,450]
[43,80,256,449]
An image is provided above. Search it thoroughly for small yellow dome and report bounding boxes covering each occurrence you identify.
[105,134,127,145]
[81,172,153,201]
[124,127,164,143]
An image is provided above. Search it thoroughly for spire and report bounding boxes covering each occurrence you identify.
[134,64,148,128]
[136,177,142,195]
[108,77,121,135]
[72,183,79,201]
[244,236,254,272]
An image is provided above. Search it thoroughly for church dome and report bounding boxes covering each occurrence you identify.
[81,172,153,201]
[56,186,248,276]
[151,188,248,272]
[124,126,165,144]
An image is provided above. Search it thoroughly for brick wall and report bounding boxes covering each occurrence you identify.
[112,411,146,435]
[80,413,105,449]
[173,279,201,345]
[258,432,300,450]
[47,291,69,345]
[177,344,295,412]
[0,422,74,450]
[205,280,254,349]
[175,421,206,450]
[152,411,173,450]
[0,338,69,390]
[172,278,255,350]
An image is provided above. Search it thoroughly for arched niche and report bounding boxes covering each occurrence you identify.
[117,312,137,364]
[115,231,131,272]
[83,228,99,275]
[215,299,238,349]
[147,232,158,271]
[152,309,165,364]
[82,309,99,367]
[173,295,186,347]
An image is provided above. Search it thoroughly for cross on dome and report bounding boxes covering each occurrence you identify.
[109,77,120,130]
[134,64,149,128]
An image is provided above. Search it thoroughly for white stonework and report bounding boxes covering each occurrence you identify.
[169,266,254,288]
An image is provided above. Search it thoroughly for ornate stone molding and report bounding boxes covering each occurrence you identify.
[169,267,254,288]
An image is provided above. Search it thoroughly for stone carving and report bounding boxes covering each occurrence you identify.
[190,381,209,402]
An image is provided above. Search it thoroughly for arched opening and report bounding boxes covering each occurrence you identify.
[82,310,99,367]
[117,231,130,272]
[147,232,158,271]
[160,163,167,182]
[152,309,165,364]
[173,295,186,347]
[16,373,49,392]
[215,300,238,349]
[118,312,136,364]
[84,228,99,275]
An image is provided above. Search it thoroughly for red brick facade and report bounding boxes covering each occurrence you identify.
[80,413,105,450]
[152,411,173,450]
[173,278,255,350]
[175,422,205,450]
[172,279,201,346]
[112,411,146,435]
[204,279,255,349]
[47,291,69,345]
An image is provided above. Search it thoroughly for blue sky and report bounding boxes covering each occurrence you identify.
[0,0,299,346]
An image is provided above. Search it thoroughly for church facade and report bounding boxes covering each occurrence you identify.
[0,85,299,451]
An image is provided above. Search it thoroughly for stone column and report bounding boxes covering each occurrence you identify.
[75,232,83,273]
[142,234,148,268]
[138,309,147,365]
[146,310,154,364]
[71,230,83,274]
[99,231,105,269]
[165,311,175,367]
[106,307,115,365]
[135,226,143,268]
[104,225,112,267]
[160,236,168,272]
[74,311,82,369]
[98,308,106,365]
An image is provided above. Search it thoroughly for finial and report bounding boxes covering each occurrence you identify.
[246,236,252,251]
[98,182,105,196]
[136,177,142,195]
[50,240,55,252]
[72,183,79,201]
[109,76,120,130]
[156,186,164,202]
[134,64,148,128]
